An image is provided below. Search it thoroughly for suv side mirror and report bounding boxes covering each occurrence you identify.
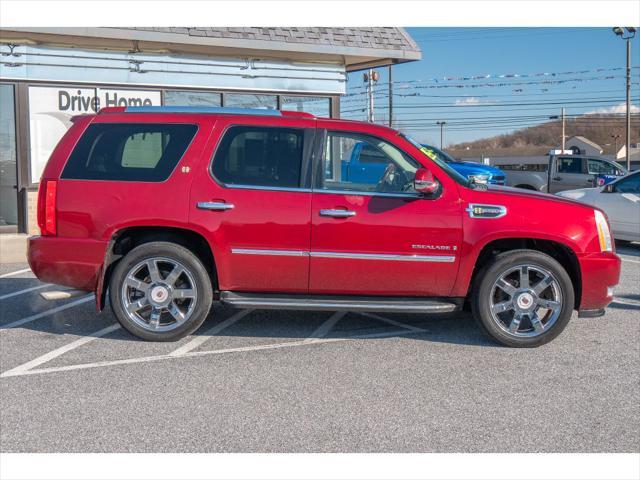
[414,167,440,195]
[603,183,615,193]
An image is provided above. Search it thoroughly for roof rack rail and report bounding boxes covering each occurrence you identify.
[122,106,283,116]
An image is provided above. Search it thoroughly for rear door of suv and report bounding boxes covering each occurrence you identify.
[190,114,315,293]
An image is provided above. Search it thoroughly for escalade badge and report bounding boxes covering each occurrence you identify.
[466,204,507,219]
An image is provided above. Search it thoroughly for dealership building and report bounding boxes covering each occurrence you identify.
[0,27,420,235]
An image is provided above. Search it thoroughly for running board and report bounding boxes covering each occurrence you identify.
[219,292,462,314]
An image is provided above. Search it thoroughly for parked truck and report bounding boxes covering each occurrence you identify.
[492,152,627,193]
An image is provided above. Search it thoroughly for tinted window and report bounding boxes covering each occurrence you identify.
[62,123,197,181]
[557,157,583,174]
[212,126,304,188]
[614,173,640,193]
[322,132,419,194]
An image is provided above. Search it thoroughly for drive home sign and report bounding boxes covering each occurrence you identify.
[28,86,161,183]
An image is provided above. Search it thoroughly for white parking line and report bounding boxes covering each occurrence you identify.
[0,268,32,279]
[1,327,416,378]
[169,309,253,356]
[302,311,345,343]
[0,323,120,377]
[357,311,427,332]
[0,295,93,330]
[0,284,49,301]
[612,297,640,307]
[620,257,640,265]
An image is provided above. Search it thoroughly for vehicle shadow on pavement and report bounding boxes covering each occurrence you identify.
[616,241,640,256]
[1,283,496,348]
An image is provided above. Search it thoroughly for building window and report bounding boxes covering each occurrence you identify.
[280,96,330,117]
[164,90,222,107]
[224,93,277,110]
[0,84,18,230]
[211,126,304,189]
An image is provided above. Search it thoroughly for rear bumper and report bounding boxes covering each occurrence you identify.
[577,251,621,311]
[27,236,109,291]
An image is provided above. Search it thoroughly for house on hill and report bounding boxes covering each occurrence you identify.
[565,136,603,156]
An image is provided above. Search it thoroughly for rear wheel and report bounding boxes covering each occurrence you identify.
[109,242,213,341]
[471,250,574,347]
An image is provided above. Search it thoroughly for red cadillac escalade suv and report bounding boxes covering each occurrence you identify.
[28,106,621,347]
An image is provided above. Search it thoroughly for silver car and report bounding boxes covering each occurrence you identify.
[557,170,640,242]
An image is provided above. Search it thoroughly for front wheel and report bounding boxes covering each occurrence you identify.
[109,242,213,341]
[471,250,574,347]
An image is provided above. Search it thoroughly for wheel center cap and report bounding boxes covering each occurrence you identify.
[150,285,170,305]
[516,292,534,310]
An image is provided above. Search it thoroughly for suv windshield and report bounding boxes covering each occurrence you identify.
[400,133,470,187]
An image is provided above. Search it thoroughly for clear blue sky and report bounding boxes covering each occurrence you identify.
[341,27,639,147]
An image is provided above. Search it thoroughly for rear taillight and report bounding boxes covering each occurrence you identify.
[37,180,57,236]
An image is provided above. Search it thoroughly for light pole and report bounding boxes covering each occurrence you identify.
[613,26,636,171]
[436,121,446,149]
[549,108,566,151]
[611,134,622,155]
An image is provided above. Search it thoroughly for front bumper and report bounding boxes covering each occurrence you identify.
[577,251,621,311]
[28,236,109,291]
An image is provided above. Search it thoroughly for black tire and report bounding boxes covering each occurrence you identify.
[109,241,213,341]
[471,249,574,348]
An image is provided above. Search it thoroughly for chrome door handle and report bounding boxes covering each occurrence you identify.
[319,209,356,218]
[197,201,235,211]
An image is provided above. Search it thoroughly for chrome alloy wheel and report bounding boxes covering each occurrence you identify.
[489,264,563,338]
[120,257,198,333]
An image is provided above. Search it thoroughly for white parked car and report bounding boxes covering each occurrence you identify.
[557,170,640,242]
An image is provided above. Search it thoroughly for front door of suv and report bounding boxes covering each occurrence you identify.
[309,124,462,297]
[189,115,315,293]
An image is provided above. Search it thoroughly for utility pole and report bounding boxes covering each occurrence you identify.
[436,121,446,149]
[625,37,632,170]
[388,65,393,128]
[613,27,636,171]
[363,69,378,123]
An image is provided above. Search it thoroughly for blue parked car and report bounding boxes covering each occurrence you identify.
[420,144,506,185]
[339,141,506,185]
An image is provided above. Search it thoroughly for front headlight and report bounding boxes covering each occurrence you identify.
[594,209,613,252]
[469,174,489,184]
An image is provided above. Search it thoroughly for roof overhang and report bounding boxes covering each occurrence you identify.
[0,27,421,70]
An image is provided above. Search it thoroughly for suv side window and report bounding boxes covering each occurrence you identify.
[613,174,640,193]
[320,132,419,194]
[212,126,304,189]
[62,123,197,182]
[587,158,617,175]
[557,157,583,174]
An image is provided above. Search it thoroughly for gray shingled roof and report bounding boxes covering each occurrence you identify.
[1,27,421,69]
[124,27,420,53]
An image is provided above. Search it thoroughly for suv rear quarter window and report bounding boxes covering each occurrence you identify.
[62,123,197,182]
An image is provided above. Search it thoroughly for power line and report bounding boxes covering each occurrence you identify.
[341,98,637,114]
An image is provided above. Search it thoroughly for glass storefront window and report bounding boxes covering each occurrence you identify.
[164,90,222,107]
[224,93,277,110]
[0,84,18,230]
[280,96,330,118]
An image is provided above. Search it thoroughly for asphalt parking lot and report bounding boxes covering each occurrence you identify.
[1,245,638,453]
